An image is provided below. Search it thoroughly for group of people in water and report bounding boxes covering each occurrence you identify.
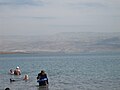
[10,66,21,75]
[9,66,29,81]
[9,66,49,87]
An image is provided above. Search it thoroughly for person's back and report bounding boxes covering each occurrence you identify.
[14,70,21,75]
[14,66,21,75]
[38,73,47,79]
[37,70,48,86]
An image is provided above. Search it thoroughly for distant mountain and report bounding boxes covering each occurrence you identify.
[0,32,120,54]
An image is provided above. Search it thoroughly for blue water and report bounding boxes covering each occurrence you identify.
[0,53,120,90]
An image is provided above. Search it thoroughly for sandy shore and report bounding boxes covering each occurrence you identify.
[0,52,26,54]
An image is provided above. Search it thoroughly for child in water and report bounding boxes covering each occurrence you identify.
[10,69,14,75]
[23,74,29,80]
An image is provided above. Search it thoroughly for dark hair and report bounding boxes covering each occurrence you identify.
[41,70,45,73]
[5,88,10,90]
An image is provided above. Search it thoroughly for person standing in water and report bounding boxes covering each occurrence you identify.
[14,66,21,75]
[37,70,49,86]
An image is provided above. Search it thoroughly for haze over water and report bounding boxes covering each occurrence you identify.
[0,0,120,35]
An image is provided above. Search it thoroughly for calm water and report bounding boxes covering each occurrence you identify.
[0,53,120,90]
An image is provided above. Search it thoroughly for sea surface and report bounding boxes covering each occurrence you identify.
[0,53,120,90]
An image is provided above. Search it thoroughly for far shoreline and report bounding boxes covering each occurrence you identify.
[0,51,120,56]
[0,52,28,54]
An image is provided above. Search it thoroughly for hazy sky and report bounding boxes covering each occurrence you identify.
[0,0,120,35]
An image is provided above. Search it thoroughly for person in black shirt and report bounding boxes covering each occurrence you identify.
[37,70,48,86]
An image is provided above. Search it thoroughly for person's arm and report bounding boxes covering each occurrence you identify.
[45,74,48,85]
[45,74,48,78]
[44,74,48,85]
[37,74,41,80]
[37,75,39,79]
[19,71,21,75]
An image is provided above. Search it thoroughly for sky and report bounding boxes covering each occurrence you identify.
[0,0,120,35]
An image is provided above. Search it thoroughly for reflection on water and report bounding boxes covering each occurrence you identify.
[37,85,49,90]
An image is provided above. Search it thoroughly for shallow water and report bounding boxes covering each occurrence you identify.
[0,53,120,90]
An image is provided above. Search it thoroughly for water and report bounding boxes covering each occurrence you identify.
[0,53,120,90]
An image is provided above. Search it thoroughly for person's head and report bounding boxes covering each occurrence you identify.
[10,69,13,73]
[23,74,29,80]
[5,88,10,90]
[16,66,19,69]
[41,70,45,75]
